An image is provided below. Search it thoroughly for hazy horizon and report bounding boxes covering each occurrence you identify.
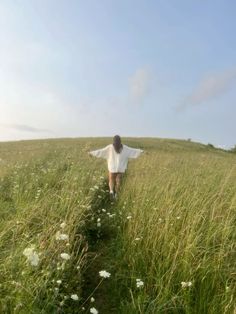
[0,135,233,151]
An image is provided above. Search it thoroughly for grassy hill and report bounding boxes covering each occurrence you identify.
[0,137,235,313]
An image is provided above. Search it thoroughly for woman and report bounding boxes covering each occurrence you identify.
[89,135,144,199]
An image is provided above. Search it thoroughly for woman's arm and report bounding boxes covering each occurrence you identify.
[126,146,144,159]
[89,145,110,159]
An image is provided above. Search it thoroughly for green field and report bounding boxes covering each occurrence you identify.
[0,137,235,314]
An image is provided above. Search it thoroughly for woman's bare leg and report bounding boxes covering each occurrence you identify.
[115,173,122,194]
[108,172,116,193]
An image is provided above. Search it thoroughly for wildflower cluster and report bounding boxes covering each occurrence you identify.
[181,281,192,288]
[136,278,144,288]
[23,246,39,266]
[99,270,111,278]
[90,307,98,314]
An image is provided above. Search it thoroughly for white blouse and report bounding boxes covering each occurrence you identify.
[89,144,144,173]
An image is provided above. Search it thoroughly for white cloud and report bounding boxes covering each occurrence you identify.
[0,124,52,133]
[176,68,236,111]
[129,67,151,105]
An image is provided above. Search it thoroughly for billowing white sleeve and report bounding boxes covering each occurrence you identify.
[126,146,144,159]
[89,145,109,159]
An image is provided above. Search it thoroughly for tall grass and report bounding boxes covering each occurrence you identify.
[0,138,235,313]
[0,139,107,313]
[112,148,236,313]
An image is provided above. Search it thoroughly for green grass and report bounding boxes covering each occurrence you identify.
[0,137,235,313]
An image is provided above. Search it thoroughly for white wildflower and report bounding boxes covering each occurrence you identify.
[99,270,111,278]
[23,247,39,266]
[90,307,98,314]
[56,280,62,285]
[71,294,79,301]
[55,232,69,241]
[181,281,192,288]
[60,253,71,260]
[136,278,144,288]
[23,247,35,257]
[97,222,101,227]
[101,208,106,212]
[108,213,115,218]
[60,222,66,229]
[90,297,95,302]
[127,215,132,220]
[97,218,101,222]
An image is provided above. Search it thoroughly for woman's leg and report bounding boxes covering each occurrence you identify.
[115,172,123,194]
[108,172,116,193]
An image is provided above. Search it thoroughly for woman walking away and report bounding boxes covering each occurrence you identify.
[89,135,144,200]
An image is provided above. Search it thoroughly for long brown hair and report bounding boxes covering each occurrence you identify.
[113,135,123,153]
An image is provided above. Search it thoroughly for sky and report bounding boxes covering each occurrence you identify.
[0,0,236,148]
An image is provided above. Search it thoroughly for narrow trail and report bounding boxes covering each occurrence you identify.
[79,180,123,313]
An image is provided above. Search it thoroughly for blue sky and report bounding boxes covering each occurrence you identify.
[0,0,236,148]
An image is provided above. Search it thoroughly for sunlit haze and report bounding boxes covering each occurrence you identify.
[0,1,235,148]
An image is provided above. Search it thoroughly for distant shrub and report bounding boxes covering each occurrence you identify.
[207,143,215,148]
[187,138,191,142]
[229,145,236,153]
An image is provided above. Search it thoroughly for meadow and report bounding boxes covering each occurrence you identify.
[0,137,235,314]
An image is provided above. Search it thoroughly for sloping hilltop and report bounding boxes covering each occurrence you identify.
[0,138,235,314]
